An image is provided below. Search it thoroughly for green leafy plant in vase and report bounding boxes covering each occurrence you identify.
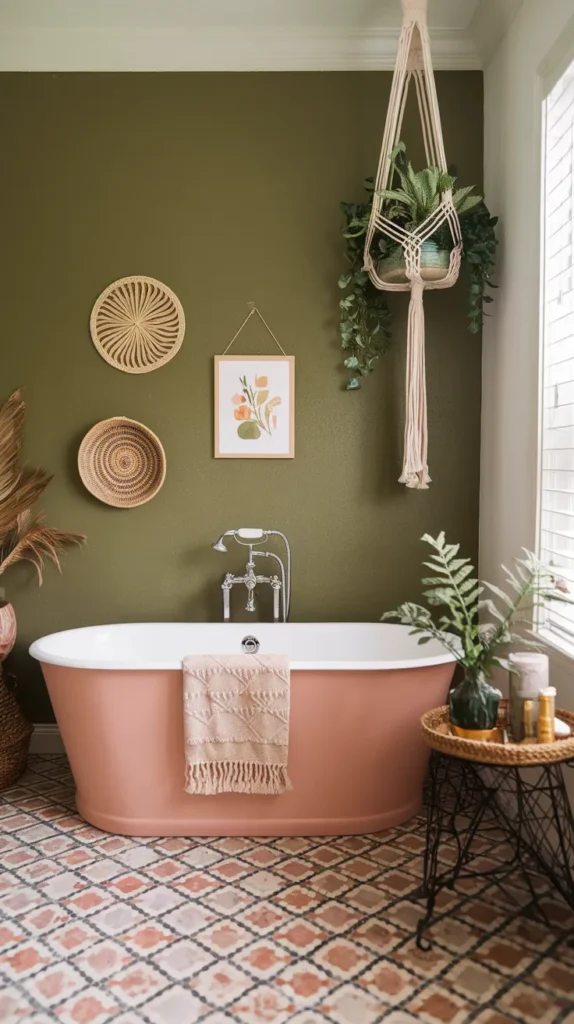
[383,533,570,740]
[338,144,498,390]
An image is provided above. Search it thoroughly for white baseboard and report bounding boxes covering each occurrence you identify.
[30,724,65,755]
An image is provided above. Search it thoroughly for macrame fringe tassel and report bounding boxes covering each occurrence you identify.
[399,280,431,489]
[186,761,293,796]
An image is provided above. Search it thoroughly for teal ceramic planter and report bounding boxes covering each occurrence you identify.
[378,239,450,283]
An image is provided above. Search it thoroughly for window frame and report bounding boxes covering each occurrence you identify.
[536,46,574,657]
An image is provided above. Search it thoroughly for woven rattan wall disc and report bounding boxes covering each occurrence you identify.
[78,417,166,508]
[90,276,185,374]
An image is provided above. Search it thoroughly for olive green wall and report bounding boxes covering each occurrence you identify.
[0,72,483,721]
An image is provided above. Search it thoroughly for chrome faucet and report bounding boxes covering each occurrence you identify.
[211,528,291,623]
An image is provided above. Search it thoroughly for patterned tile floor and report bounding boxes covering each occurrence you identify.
[1,757,573,1024]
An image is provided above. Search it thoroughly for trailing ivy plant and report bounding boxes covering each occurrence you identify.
[338,180,393,391]
[338,146,498,389]
[460,202,498,334]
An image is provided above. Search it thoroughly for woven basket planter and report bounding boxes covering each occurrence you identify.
[0,666,33,790]
[421,702,574,766]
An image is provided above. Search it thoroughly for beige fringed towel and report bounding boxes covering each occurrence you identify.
[183,654,292,795]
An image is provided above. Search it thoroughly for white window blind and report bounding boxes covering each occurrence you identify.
[540,57,574,643]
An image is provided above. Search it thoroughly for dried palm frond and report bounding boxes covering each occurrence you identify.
[0,390,25,505]
[0,467,52,542]
[0,390,53,541]
[0,511,84,585]
[0,390,85,586]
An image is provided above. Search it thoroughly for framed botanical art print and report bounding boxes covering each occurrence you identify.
[214,355,295,459]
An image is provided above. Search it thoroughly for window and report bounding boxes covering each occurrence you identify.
[539,56,574,644]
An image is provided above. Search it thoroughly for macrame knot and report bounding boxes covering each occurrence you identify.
[363,0,459,489]
[401,0,428,21]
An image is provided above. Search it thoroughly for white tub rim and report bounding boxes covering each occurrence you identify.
[29,621,457,672]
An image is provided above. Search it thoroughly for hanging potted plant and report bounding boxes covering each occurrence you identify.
[382,533,569,739]
[338,144,498,390]
[376,143,482,283]
[0,389,84,787]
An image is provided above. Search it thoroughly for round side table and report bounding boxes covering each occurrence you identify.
[414,705,574,950]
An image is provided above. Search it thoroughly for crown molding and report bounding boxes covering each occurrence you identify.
[0,26,481,72]
[470,0,523,64]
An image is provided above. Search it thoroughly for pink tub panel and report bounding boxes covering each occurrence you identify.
[42,662,453,836]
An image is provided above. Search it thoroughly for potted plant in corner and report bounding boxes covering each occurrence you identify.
[382,533,569,740]
[339,143,498,389]
[0,389,84,788]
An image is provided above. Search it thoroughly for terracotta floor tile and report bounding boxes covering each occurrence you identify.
[73,938,134,980]
[26,962,86,1007]
[530,958,574,997]
[406,983,475,1024]
[109,963,169,1006]
[496,981,570,1024]
[359,959,418,1004]
[442,959,506,1001]
[428,916,483,955]
[141,984,207,1024]
[469,1012,521,1024]
[232,938,292,979]
[274,962,335,1005]
[350,918,404,955]
[2,755,574,1024]
[475,935,535,975]
[274,918,328,954]
[231,983,295,1022]
[51,983,120,1024]
[152,938,215,980]
[313,936,376,979]
[192,961,253,1007]
[319,983,386,1024]
[0,985,34,1022]
[391,936,455,979]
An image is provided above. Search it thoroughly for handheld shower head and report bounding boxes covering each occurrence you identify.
[211,536,229,552]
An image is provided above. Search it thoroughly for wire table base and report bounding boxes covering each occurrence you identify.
[413,751,574,950]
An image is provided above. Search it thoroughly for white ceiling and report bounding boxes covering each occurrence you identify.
[0,1,481,31]
[0,0,488,70]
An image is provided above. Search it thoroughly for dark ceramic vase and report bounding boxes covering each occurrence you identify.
[449,669,502,736]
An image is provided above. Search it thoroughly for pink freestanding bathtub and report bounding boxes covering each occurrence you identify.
[30,622,454,837]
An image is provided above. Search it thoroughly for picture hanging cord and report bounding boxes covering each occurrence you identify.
[222,302,287,357]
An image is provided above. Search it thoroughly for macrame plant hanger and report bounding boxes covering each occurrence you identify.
[363,0,462,490]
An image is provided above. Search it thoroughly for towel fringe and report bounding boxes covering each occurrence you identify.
[186,760,292,796]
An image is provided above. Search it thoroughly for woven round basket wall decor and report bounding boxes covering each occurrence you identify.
[78,417,166,508]
[90,276,185,374]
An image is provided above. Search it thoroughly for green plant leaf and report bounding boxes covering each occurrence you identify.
[237,421,262,440]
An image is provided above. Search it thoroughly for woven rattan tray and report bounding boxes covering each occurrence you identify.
[421,704,574,765]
